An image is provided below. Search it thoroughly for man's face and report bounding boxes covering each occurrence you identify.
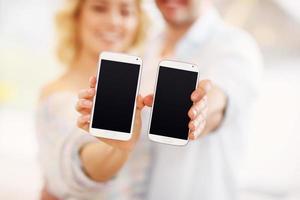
[155,0,202,26]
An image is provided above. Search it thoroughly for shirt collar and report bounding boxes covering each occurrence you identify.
[174,7,221,59]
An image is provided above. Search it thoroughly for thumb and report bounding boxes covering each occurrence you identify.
[89,76,97,88]
[191,80,212,102]
[143,94,153,107]
[136,95,145,110]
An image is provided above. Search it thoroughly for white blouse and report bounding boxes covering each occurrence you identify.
[36,92,152,200]
[35,8,263,200]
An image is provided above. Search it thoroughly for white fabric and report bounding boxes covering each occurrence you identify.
[35,7,263,200]
[141,8,263,200]
[36,92,152,200]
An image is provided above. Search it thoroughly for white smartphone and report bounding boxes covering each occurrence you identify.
[89,52,142,141]
[148,60,199,146]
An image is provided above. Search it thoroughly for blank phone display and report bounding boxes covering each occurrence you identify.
[92,59,140,133]
[150,66,198,139]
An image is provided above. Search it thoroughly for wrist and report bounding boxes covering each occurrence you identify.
[113,144,133,157]
[79,142,131,182]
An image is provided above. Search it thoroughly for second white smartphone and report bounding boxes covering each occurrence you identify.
[148,60,199,146]
[89,52,142,141]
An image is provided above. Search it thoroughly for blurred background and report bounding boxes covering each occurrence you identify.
[0,0,299,199]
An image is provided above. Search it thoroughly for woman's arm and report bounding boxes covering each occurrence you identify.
[79,141,130,182]
[76,76,144,182]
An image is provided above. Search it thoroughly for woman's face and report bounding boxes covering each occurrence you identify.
[78,0,139,57]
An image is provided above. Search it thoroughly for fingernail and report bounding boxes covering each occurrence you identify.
[193,130,201,138]
[190,133,195,140]
[138,95,142,100]
[199,100,206,111]
[89,76,95,82]
[193,109,197,118]
[190,123,194,130]
[192,92,199,100]
[205,82,212,91]
[88,89,94,94]
[84,101,92,106]
[80,116,86,123]
[190,121,195,130]
[199,120,206,131]
[195,117,201,127]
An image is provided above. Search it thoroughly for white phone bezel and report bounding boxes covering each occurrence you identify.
[89,51,143,141]
[148,59,199,146]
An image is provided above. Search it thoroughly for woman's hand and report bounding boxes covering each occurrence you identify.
[143,80,213,140]
[40,186,59,200]
[76,76,144,152]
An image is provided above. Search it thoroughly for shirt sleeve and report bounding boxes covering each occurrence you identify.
[35,94,113,199]
[200,29,263,164]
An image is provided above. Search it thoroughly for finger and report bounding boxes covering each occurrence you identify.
[189,119,206,140]
[136,95,145,110]
[76,99,93,113]
[78,88,95,99]
[144,94,153,107]
[188,95,208,119]
[191,80,212,102]
[134,107,142,128]
[77,115,91,131]
[89,76,97,88]
[188,110,206,131]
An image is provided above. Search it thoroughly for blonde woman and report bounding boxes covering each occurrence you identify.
[36,0,148,199]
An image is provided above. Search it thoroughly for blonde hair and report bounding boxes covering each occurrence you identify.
[55,0,148,66]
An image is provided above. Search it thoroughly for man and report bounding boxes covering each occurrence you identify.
[76,0,262,199]
[139,1,262,199]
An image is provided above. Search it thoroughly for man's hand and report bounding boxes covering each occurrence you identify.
[143,80,212,140]
[188,80,212,140]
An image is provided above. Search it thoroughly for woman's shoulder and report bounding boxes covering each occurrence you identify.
[39,72,74,102]
[36,73,80,135]
[39,79,62,101]
[37,72,78,122]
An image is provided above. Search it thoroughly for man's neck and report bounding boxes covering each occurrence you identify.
[160,1,212,58]
[161,21,195,58]
[166,22,193,44]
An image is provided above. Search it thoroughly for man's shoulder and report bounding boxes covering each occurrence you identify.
[203,23,263,77]
[211,23,260,55]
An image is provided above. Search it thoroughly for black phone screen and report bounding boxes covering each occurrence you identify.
[150,66,198,140]
[91,59,140,133]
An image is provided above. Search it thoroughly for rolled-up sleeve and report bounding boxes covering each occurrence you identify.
[200,29,263,165]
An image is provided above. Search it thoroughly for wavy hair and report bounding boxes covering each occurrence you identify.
[55,0,148,65]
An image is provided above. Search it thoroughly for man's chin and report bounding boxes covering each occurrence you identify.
[164,15,190,27]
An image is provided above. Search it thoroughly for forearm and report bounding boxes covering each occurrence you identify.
[80,142,130,182]
[204,85,227,134]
